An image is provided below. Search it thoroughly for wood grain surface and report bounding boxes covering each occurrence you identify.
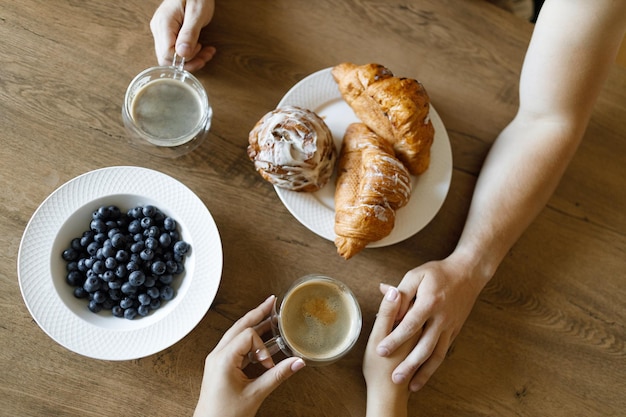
[1,0,624,416]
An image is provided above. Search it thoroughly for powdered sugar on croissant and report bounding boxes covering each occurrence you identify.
[334,123,411,259]
[247,106,336,192]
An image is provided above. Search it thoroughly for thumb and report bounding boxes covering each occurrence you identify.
[252,357,306,398]
[371,285,401,343]
[175,2,214,58]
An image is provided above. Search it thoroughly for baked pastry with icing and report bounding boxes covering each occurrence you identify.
[334,123,411,259]
[331,62,434,175]
[247,106,337,192]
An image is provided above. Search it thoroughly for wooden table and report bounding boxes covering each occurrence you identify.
[1,0,625,416]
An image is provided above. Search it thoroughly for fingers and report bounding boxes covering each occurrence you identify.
[408,336,449,392]
[182,46,217,72]
[215,295,275,350]
[376,306,425,358]
[175,0,215,58]
[252,357,306,398]
[150,1,182,66]
[370,285,402,345]
[229,327,276,370]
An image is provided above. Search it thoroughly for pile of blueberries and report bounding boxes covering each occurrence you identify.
[61,204,190,320]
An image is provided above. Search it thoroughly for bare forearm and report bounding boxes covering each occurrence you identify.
[451,0,626,287]
[453,114,582,285]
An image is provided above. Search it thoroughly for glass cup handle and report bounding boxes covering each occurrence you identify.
[247,335,288,364]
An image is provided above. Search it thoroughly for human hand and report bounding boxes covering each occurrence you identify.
[375,255,487,392]
[193,295,306,417]
[150,0,216,72]
[363,285,418,417]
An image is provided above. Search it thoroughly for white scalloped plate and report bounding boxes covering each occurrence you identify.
[17,166,223,360]
[275,67,453,247]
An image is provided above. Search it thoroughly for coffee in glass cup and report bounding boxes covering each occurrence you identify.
[251,274,362,366]
[122,55,212,158]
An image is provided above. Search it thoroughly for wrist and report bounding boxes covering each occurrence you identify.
[447,244,498,291]
[365,386,409,417]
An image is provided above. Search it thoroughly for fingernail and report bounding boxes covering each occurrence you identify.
[385,287,399,301]
[376,345,390,357]
[392,372,406,384]
[291,358,306,372]
[176,42,192,57]
[255,348,269,362]
[410,381,423,392]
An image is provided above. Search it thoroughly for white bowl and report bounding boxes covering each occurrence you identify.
[18,166,223,360]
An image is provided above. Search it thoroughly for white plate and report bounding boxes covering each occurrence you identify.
[275,67,453,247]
[17,166,223,360]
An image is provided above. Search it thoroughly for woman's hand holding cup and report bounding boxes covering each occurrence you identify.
[193,295,306,417]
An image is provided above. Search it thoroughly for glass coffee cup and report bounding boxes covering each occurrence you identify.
[122,54,212,158]
[250,274,362,366]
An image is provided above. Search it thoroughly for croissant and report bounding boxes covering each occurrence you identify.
[334,123,411,259]
[332,62,434,175]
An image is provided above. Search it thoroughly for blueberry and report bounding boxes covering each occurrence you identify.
[159,233,172,248]
[77,258,88,272]
[86,242,99,256]
[160,286,174,301]
[80,235,93,248]
[111,233,126,249]
[105,257,117,270]
[130,241,144,254]
[102,244,116,259]
[128,219,142,234]
[115,264,128,278]
[92,260,105,275]
[128,270,146,287]
[62,248,78,262]
[94,233,107,244]
[143,276,156,288]
[90,219,107,234]
[88,300,102,313]
[137,305,150,317]
[115,250,129,263]
[121,282,137,295]
[142,205,156,217]
[145,237,159,251]
[173,241,189,256]
[159,274,174,285]
[93,290,107,304]
[163,217,176,231]
[126,260,140,272]
[102,270,115,282]
[151,260,166,276]
[138,293,151,306]
[102,298,116,310]
[146,226,160,238]
[124,308,138,320]
[120,297,134,309]
[97,205,112,219]
[112,305,124,318]
[166,260,178,274]
[108,279,122,290]
[70,238,82,251]
[109,288,122,301]
[149,298,161,310]
[128,206,143,219]
[147,287,160,299]
[140,217,153,229]
[66,270,83,286]
[140,249,154,262]
[83,276,100,293]
[74,287,89,299]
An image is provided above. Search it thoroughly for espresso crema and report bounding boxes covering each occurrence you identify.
[280,279,359,361]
